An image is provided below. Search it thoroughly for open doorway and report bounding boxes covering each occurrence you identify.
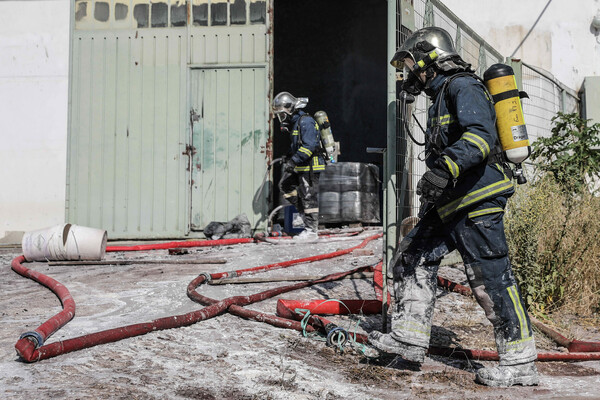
[272,0,388,215]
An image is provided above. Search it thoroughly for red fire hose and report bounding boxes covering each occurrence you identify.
[12,233,381,362]
[11,231,600,363]
[274,298,600,361]
[105,237,255,252]
[11,255,76,354]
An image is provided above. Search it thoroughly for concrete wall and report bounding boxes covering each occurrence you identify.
[443,0,600,91]
[0,0,70,241]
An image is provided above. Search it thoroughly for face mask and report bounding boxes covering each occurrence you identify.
[422,68,437,97]
[276,112,292,133]
[276,112,291,123]
[401,72,424,96]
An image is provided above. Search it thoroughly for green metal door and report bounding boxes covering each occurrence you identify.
[190,66,269,231]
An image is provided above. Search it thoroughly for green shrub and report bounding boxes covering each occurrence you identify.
[531,112,600,193]
[506,177,600,315]
[506,113,600,316]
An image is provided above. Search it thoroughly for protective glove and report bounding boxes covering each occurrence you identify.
[280,121,292,135]
[416,167,451,203]
[283,160,296,173]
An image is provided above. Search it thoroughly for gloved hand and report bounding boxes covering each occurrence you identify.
[416,167,450,203]
[280,121,292,134]
[283,160,296,173]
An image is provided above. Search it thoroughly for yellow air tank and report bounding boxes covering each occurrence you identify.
[483,64,531,165]
[314,110,336,162]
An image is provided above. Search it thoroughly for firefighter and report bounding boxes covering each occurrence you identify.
[367,27,539,387]
[273,91,325,241]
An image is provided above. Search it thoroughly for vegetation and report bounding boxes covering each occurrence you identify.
[506,113,600,316]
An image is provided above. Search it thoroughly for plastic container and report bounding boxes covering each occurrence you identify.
[318,192,341,223]
[22,223,108,262]
[283,205,305,234]
[318,162,380,224]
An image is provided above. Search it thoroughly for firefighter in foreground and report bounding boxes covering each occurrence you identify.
[273,91,325,241]
[367,27,539,387]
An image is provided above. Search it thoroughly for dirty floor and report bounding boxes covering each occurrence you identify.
[1,231,599,399]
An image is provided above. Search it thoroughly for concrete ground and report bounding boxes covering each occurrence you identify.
[1,230,599,399]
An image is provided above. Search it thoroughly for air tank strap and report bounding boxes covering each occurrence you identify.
[486,145,505,165]
[492,90,529,104]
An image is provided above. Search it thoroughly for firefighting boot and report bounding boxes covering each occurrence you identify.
[475,362,539,387]
[367,331,426,363]
[292,228,318,242]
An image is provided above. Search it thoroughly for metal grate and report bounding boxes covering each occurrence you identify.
[522,63,579,144]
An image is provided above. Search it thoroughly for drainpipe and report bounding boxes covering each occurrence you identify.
[384,0,399,333]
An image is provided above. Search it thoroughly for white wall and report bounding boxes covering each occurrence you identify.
[0,0,70,240]
[442,0,600,90]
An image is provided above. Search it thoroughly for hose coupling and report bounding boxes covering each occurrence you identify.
[19,331,44,348]
[325,324,348,348]
[197,272,212,283]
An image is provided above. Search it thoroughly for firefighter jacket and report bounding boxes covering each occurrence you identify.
[425,71,515,222]
[288,110,326,173]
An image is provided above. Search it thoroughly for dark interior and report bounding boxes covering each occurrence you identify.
[273,0,388,211]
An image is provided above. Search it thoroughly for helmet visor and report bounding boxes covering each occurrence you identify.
[390,50,414,70]
[272,92,296,114]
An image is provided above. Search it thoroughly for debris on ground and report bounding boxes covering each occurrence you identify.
[1,234,599,399]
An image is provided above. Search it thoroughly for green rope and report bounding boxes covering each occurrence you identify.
[294,299,377,357]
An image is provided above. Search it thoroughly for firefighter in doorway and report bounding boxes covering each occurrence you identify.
[273,91,325,242]
[367,27,539,387]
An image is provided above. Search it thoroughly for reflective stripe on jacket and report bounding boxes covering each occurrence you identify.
[289,111,325,172]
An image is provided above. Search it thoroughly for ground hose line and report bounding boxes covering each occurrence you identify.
[187,233,383,299]
[191,264,377,334]
[11,256,75,351]
[434,276,600,353]
[275,299,600,362]
[11,234,380,362]
[106,237,255,252]
[12,232,600,363]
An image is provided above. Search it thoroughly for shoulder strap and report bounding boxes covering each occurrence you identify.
[438,73,505,165]
[297,113,329,165]
[295,114,309,146]
[436,72,492,122]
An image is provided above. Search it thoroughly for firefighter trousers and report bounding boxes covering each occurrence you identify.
[279,171,320,231]
[390,196,537,366]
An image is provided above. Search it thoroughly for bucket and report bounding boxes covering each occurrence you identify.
[22,224,107,262]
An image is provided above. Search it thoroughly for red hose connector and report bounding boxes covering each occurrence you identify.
[11,255,76,362]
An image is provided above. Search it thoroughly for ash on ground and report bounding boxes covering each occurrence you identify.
[1,233,599,399]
